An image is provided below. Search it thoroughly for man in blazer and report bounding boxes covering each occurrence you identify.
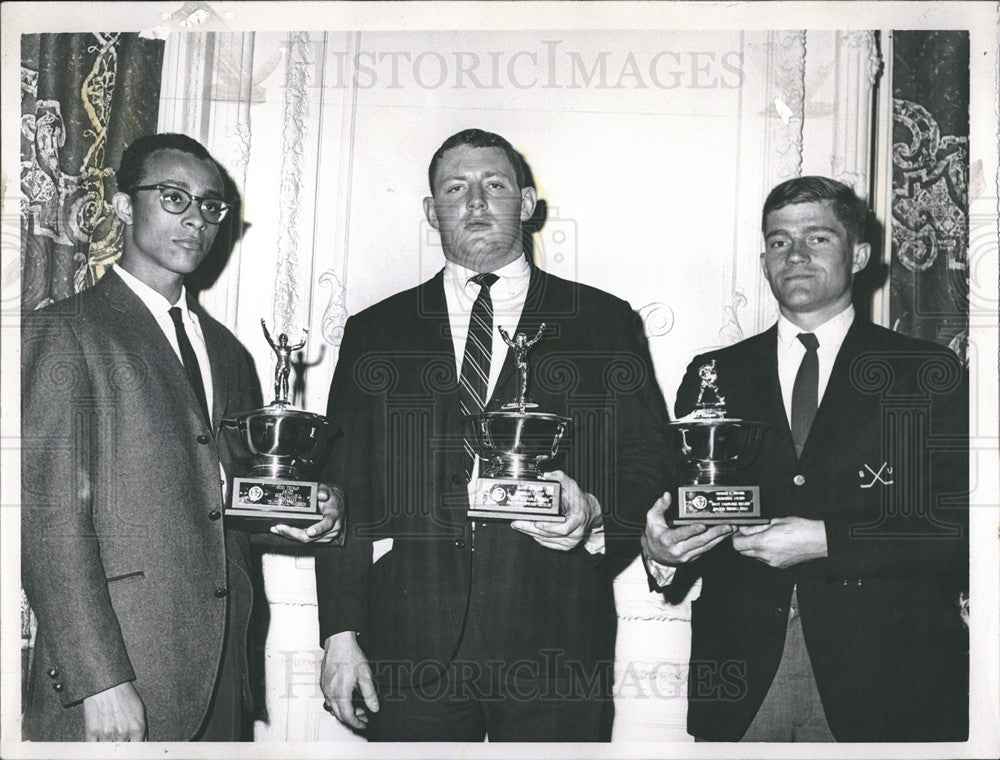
[21,133,343,741]
[643,176,968,741]
[315,129,670,741]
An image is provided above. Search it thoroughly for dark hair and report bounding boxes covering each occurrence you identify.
[116,133,216,193]
[427,129,530,194]
[762,176,870,243]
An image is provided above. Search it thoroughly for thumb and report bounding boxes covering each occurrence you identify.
[358,669,380,713]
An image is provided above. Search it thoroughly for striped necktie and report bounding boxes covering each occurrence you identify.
[459,272,499,479]
[790,332,819,458]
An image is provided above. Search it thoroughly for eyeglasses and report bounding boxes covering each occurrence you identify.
[129,183,232,224]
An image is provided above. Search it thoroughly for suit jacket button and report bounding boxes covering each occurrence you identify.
[47,668,58,679]
[197,434,210,444]
[209,510,222,521]
[793,474,805,486]
[215,587,228,598]
[454,539,465,549]
[52,682,64,693]
[450,475,463,486]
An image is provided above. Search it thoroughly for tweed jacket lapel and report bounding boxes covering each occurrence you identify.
[98,271,212,433]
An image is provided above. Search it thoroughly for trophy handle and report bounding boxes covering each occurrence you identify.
[242,414,266,457]
[678,428,693,456]
[548,419,569,459]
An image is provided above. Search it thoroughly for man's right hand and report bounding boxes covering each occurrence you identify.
[82,681,146,741]
[641,492,736,565]
[320,631,379,730]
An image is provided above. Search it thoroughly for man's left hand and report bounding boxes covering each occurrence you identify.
[510,471,601,551]
[271,484,344,543]
[731,517,827,569]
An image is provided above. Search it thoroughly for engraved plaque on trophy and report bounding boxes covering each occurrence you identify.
[220,320,334,531]
[467,324,572,522]
[669,360,766,524]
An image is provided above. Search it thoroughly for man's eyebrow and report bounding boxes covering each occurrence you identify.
[764,224,840,238]
[153,178,225,197]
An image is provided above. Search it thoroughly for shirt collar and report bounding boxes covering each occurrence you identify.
[113,264,192,319]
[443,254,531,302]
[776,304,855,350]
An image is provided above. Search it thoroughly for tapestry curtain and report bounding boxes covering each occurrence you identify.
[890,30,970,362]
[20,32,164,311]
[19,31,164,696]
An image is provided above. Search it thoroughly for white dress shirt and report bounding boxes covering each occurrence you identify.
[776,305,855,425]
[443,256,604,553]
[114,265,215,421]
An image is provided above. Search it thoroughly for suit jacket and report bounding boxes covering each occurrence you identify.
[670,319,968,741]
[315,267,670,688]
[21,270,260,741]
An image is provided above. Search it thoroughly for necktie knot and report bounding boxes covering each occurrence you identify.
[797,332,819,352]
[470,272,499,290]
[168,306,184,327]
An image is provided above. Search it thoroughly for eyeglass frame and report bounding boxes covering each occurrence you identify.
[127,183,233,224]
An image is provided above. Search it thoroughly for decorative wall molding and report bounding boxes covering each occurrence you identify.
[272,31,312,335]
[769,30,807,183]
[831,30,881,198]
[319,269,348,346]
[719,290,748,345]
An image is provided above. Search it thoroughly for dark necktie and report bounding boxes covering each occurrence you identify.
[169,306,211,427]
[459,272,499,480]
[790,332,819,458]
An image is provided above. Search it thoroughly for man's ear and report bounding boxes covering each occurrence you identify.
[851,242,871,274]
[519,187,537,222]
[423,196,439,230]
[112,192,134,225]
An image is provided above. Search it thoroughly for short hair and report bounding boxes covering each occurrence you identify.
[116,133,216,193]
[762,176,870,244]
[427,128,530,194]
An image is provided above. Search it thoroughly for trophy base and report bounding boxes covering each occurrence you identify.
[226,476,320,531]
[468,476,565,522]
[674,484,766,524]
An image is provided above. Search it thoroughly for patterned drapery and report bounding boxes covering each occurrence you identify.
[19,31,164,698]
[20,33,164,311]
[890,31,969,362]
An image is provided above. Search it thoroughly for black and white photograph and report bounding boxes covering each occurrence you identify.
[2,2,998,758]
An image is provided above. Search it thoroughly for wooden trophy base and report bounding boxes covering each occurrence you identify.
[673,484,767,525]
[468,476,565,522]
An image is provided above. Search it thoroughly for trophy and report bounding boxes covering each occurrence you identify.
[467,324,572,522]
[219,320,334,531]
[668,360,766,524]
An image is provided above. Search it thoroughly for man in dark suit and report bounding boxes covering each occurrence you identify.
[315,128,669,741]
[21,133,343,741]
[643,176,968,741]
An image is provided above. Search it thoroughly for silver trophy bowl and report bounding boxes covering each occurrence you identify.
[669,415,764,485]
[220,402,332,480]
[471,408,572,479]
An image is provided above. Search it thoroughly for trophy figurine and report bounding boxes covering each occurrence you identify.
[467,324,572,522]
[219,320,334,530]
[668,360,766,524]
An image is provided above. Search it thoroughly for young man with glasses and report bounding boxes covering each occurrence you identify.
[21,133,343,741]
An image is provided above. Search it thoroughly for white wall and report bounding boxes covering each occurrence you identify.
[157,27,878,741]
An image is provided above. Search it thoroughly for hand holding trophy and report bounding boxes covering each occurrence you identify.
[669,360,766,524]
[220,320,335,531]
[467,324,572,522]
